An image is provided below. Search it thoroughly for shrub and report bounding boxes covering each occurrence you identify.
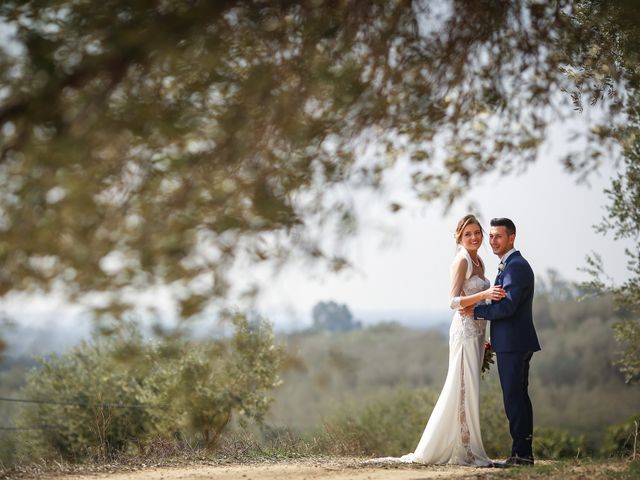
[0,432,16,467]
[602,413,640,458]
[14,313,284,461]
[144,313,285,449]
[16,335,152,461]
[533,426,588,459]
[322,387,438,456]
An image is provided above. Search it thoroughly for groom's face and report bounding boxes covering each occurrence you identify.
[489,226,515,257]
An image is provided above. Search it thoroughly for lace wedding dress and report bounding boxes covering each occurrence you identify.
[367,250,492,466]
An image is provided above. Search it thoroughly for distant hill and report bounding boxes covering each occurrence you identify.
[1,307,451,356]
[267,307,451,334]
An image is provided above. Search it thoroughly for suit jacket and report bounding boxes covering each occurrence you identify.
[474,251,541,353]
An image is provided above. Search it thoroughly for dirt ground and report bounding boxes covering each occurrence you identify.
[23,458,638,480]
[41,459,501,480]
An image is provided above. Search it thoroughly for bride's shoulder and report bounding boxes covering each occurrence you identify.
[450,251,468,270]
[453,247,472,262]
[451,249,467,262]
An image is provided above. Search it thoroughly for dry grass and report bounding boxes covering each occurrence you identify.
[457,458,640,480]
[2,428,637,480]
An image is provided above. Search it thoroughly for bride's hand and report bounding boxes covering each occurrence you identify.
[484,285,506,301]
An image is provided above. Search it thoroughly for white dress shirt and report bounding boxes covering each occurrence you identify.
[500,248,517,265]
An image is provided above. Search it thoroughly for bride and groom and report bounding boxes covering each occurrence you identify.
[369,216,540,468]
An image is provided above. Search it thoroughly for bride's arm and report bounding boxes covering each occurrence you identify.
[449,257,506,309]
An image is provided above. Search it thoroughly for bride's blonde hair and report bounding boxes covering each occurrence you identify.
[454,214,484,245]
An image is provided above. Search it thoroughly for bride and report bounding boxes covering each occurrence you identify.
[367,214,505,466]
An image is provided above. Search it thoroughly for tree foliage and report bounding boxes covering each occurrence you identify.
[570,1,640,385]
[0,0,637,324]
[611,315,640,385]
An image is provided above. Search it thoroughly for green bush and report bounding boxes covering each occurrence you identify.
[0,432,16,467]
[151,313,285,448]
[14,313,284,461]
[321,387,438,456]
[16,336,152,460]
[602,413,640,458]
[533,426,588,459]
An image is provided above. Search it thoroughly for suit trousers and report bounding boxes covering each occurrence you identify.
[496,351,534,459]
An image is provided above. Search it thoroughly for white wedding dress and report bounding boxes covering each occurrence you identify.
[367,249,492,466]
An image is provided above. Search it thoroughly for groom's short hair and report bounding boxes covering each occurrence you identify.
[490,218,516,236]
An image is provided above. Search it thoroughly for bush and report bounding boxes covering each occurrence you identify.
[14,313,284,461]
[142,313,285,449]
[602,413,640,458]
[533,426,588,459]
[0,432,16,467]
[16,335,152,461]
[322,387,438,456]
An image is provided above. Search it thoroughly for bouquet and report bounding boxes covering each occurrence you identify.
[481,340,495,379]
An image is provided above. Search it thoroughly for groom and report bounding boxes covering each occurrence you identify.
[464,218,541,466]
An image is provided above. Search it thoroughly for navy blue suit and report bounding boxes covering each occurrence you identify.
[474,251,540,459]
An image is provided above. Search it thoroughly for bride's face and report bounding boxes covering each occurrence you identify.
[460,223,483,252]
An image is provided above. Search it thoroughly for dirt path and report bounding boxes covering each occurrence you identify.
[42,459,500,480]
